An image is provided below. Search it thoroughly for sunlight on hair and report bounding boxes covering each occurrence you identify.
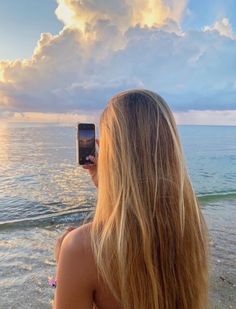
[91,89,208,309]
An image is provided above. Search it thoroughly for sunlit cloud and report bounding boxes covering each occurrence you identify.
[56,0,187,35]
[0,0,235,125]
[204,18,236,40]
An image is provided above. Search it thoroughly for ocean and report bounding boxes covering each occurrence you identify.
[0,123,235,308]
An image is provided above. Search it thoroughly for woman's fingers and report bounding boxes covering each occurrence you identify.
[81,139,98,170]
[88,155,96,163]
[82,162,95,169]
[81,155,96,170]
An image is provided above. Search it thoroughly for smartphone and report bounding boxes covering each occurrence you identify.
[77,123,95,165]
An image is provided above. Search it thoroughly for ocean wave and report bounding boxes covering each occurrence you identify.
[0,207,94,231]
[198,191,236,203]
[1,191,236,230]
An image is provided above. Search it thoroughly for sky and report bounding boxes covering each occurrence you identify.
[0,0,235,125]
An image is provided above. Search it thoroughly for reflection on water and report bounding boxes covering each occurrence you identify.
[0,124,97,223]
[0,125,10,162]
[0,124,236,224]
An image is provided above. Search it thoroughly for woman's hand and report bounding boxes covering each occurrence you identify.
[82,138,99,188]
[54,226,76,264]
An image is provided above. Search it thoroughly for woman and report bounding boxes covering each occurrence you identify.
[53,89,208,309]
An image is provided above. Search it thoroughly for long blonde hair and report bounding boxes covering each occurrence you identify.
[91,89,208,309]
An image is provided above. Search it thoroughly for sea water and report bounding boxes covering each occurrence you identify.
[0,123,235,308]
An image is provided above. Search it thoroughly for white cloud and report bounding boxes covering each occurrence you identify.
[174,110,236,125]
[0,1,236,121]
[204,17,236,40]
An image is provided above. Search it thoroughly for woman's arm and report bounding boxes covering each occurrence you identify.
[53,225,96,309]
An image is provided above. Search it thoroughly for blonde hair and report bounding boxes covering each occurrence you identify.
[91,89,208,309]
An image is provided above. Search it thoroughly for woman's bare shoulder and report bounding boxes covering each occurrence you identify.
[60,222,97,282]
[62,222,93,257]
[54,223,97,308]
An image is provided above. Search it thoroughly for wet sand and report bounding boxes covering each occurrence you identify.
[203,198,236,308]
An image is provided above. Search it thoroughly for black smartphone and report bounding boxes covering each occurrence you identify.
[77,123,95,165]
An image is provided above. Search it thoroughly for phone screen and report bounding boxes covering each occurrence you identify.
[78,123,95,165]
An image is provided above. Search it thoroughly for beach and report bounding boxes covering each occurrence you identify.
[203,197,236,308]
[0,123,235,308]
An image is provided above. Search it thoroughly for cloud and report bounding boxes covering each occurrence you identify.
[55,0,187,33]
[174,110,236,125]
[9,111,101,124]
[0,0,236,119]
[4,109,236,126]
[204,17,236,40]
